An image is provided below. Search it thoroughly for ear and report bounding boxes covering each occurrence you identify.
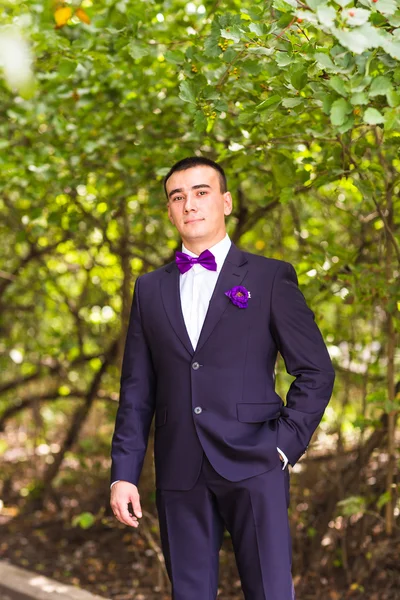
[223,191,233,216]
[167,203,174,224]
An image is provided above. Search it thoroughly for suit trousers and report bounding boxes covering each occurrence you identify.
[155,453,295,600]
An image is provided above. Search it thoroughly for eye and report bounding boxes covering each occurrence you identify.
[198,191,207,196]
[172,196,184,202]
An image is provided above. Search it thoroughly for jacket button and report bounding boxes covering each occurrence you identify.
[192,362,200,370]
[194,407,202,415]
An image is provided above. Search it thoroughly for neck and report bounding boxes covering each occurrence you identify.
[182,232,226,256]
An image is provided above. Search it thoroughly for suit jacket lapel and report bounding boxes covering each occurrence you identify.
[160,243,248,357]
[195,243,248,353]
[161,261,195,356]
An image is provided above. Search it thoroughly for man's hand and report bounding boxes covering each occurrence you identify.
[110,481,142,528]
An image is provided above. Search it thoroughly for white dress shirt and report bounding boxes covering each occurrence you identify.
[111,234,287,488]
[180,233,231,351]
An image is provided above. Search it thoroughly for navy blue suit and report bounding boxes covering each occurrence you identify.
[111,243,335,599]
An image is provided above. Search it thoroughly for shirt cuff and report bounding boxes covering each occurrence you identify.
[277,447,289,470]
[110,480,120,489]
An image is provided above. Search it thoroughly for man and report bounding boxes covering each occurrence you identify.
[110,156,335,600]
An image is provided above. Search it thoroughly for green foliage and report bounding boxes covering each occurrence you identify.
[0,0,398,499]
[72,512,96,529]
[337,495,367,516]
[376,490,392,509]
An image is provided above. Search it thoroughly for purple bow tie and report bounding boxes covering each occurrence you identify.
[175,249,217,274]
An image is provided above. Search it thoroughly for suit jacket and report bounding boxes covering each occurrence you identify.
[110,243,335,490]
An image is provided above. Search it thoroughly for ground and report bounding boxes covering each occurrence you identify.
[0,432,399,600]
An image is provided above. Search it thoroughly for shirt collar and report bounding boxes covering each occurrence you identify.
[181,233,231,273]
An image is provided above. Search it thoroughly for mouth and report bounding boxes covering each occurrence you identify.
[184,218,204,224]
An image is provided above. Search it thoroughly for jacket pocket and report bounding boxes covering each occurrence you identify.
[155,407,167,427]
[236,402,281,423]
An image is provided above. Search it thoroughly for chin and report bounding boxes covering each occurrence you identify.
[183,232,204,240]
[182,223,206,233]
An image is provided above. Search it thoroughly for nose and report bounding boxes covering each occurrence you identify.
[183,192,197,213]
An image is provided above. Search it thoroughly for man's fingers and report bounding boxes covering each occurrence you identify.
[110,482,141,527]
[112,502,139,527]
[130,495,142,519]
[120,503,140,527]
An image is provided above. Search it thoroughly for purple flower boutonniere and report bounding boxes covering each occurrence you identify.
[225,285,251,309]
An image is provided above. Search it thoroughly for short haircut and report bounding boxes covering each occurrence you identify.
[163,156,227,198]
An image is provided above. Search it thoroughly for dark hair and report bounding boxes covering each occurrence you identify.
[163,156,227,198]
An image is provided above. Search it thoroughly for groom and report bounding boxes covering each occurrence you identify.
[110,156,335,599]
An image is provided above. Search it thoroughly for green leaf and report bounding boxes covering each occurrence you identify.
[328,75,348,96]
[314,52,336,70]
[356,22,384,48]
[369,76,393,97]
[350,91,369,105]
[306,0,326,9]
[377,491,392,510]
[363,107,385,124]
[220,26,241,43]
[316,4,337,27]
[282,97,303,108]
[72,512,95,529]
[249,22,265,36]
[256,95,281,111]
[381,35,400,60]
[337,114,354,133]
[275,53,292,68]
[179,80,197,104]
[214,99,229,111]
[344,8,371,27]
[394,66,400,84]
[203,86,220,101]
[204,33,221,58]
[238,110,255,124]
[375,0,397,15]
[330,98,352,126]
[337,496,366,517]
[164,50,185,64]
[332,26,371,54]
[194,110,207,132]
[387,88,400,107]
[58,59,76,77]
[296,9,319,24]
[388,11,400,26]
[384,108,399,130]
[241,60,263,75]
[279,187,293,204]
[322,94,334,114]
[128,41,149,60]
[290,64,308,90]
[271,153,296,187]
[245,8,264,19]
[333,0,353,6]
[223,47,237,63]
[350,75,372,93]
[273,0,296,11]
[247,46,274,56]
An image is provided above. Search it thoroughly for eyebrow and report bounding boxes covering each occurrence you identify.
[168,184,211,199]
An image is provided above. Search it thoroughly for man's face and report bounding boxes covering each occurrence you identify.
[166,166,232,246]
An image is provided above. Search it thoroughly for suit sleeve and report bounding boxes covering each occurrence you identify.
[110,276,156,486]
[270,262,335,466]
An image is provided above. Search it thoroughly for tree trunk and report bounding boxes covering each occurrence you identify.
[26,339,119,510]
